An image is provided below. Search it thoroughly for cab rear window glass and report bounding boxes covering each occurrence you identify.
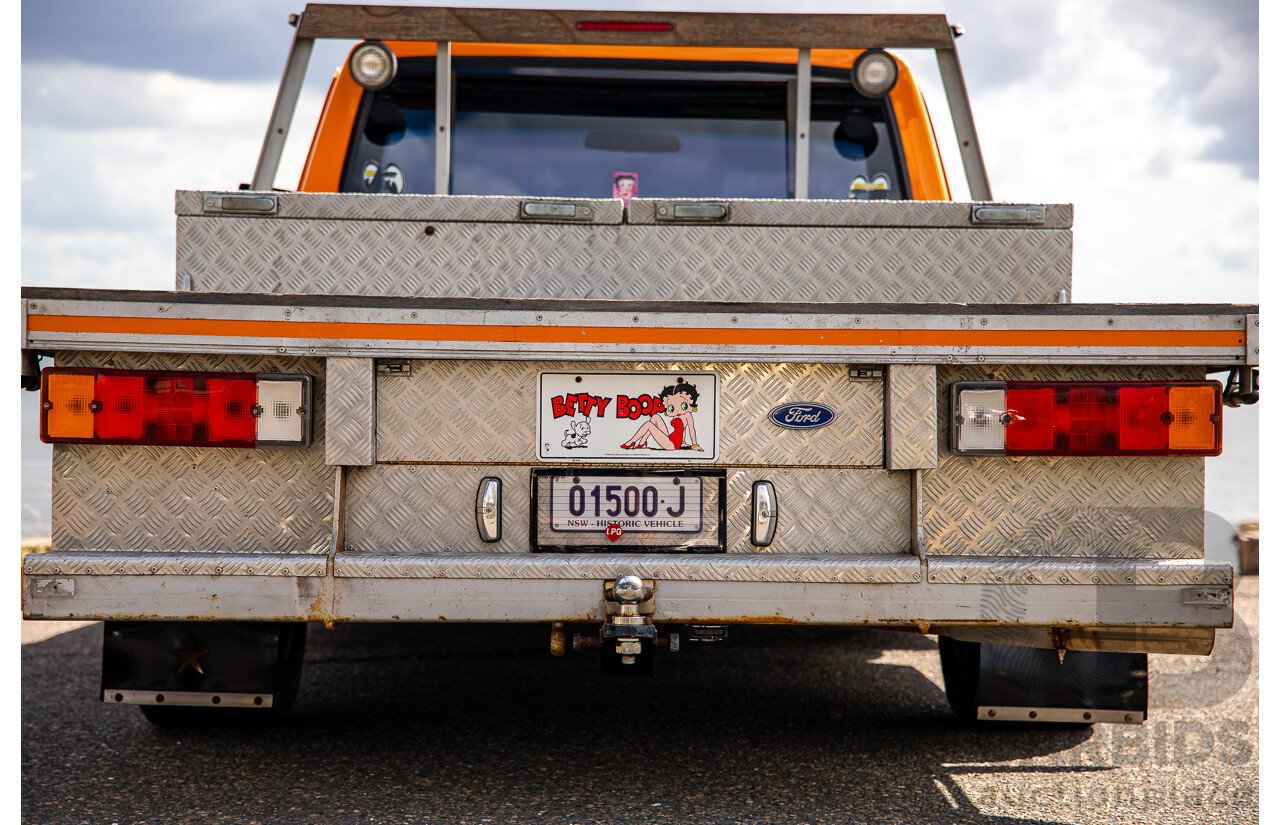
[343,58,909,201]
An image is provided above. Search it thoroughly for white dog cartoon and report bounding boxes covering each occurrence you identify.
[562,418,591,449]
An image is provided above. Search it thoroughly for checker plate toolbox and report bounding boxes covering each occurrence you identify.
[22,5,1258,719]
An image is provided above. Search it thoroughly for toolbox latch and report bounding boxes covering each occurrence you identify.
[202,193,278,215]
[653,201,730,222]
[970,204,1046,225]
[519,200,595,221]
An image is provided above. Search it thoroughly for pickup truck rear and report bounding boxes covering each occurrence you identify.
[22,5,1259,728]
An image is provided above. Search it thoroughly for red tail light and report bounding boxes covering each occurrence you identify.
[40,369,311,449]
[953,381,1222,456]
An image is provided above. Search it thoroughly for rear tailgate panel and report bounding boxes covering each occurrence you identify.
[374,360,884,467]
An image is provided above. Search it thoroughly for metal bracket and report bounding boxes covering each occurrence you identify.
[793,47,811,200]
[1246,313,1259,365]
[376,360,412,377]
[31,578,75,598]
[1182,586,1230,607]
[978,706,1143,724]
[330,466,347,557]
[909,469,924,560]
[848,367,884,381]
[251,22,314,190]
[936,38,992,200]
[434,41,452,194]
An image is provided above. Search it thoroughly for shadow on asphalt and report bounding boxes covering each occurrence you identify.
[24,621,1098,824]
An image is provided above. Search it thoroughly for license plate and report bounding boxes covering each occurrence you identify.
[549,475,703,533]
[532,469,726,553]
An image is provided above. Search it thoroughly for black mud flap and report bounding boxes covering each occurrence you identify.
[939,637,1147,723]
[102,621,306,711]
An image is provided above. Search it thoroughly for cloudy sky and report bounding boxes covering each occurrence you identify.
[16,0,1262,531]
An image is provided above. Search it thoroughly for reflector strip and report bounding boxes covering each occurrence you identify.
[40,369,311,449]
[952,381,1221,457]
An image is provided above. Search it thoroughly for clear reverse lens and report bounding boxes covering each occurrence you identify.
[956,389,1007,453]
[255,379,306,443]
[350,42,396,90]
[853,51,899,97]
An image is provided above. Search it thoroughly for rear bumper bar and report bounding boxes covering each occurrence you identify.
[24,552,1233,628]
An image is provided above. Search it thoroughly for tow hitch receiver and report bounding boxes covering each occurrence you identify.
[601,576,657,677]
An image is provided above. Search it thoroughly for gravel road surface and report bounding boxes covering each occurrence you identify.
[23,578,1258,824]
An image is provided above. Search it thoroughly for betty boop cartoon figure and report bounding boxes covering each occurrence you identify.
[621,381,703,451]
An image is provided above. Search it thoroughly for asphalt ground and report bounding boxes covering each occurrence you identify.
[22,577,1258,825]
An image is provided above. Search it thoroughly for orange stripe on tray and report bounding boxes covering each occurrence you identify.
[27,315,1244,349]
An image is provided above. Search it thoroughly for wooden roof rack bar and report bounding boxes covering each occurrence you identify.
[252,5,990,200]
[294,5,954,49]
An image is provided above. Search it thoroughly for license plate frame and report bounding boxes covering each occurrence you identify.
[530,468,727,554]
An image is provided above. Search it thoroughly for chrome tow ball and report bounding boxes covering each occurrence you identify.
[601,576,657,676]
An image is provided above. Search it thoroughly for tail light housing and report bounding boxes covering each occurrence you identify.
[40,369,312,449]
[951,381,1222,457]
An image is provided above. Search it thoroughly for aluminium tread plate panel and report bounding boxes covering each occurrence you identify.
[324,357,376,466]
[374,360,883,467]
[176,191,625,224]
[886,364,938,470]
[343,465,911,556]
[51,351,332,555]
[176,217,1071,304]
[923,365,1206,559]
[627,198,1073,229]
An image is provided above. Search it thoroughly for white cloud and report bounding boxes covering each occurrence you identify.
[22,227,173,291]
[902,0,1257,303]
[21,61,327,285]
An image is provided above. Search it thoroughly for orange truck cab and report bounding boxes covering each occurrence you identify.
[299,43,951,201]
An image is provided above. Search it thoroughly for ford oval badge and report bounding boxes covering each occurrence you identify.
[769,403,837,430]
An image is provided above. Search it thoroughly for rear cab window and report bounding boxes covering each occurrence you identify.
[342,58,910,200]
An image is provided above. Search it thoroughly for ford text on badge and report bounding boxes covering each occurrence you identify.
[769,403,837,429]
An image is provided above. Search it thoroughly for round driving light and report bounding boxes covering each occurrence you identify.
[349,41,397,90]
[852,49,898,98]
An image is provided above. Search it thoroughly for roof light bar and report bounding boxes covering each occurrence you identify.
[951,381,1222,457]
[40,369,312,449]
